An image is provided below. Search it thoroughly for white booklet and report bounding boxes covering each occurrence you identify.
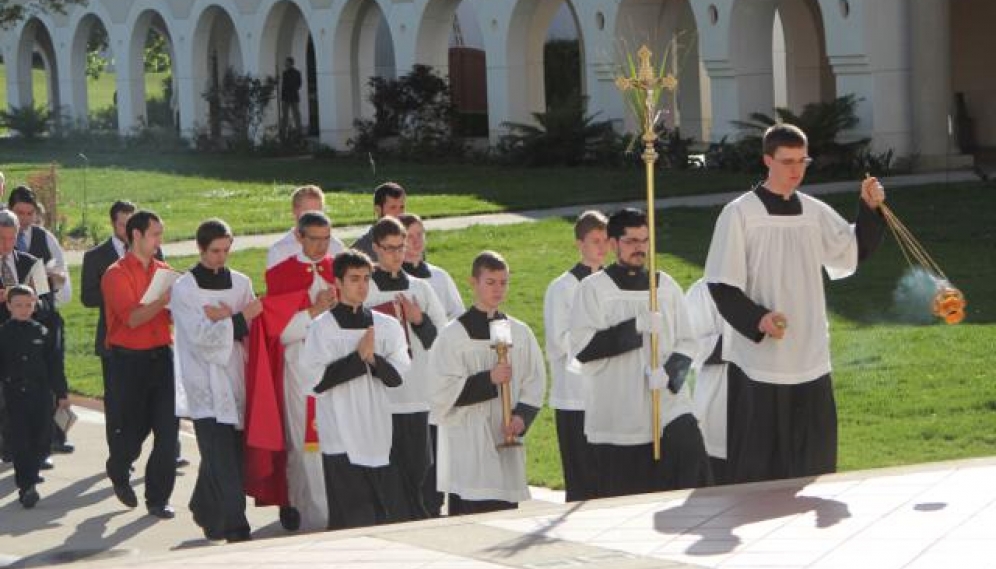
[28,259,50,296]
[54,407,78,434]
[140,268,182,304]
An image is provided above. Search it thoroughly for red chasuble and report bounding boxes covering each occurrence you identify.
[244,255,334,506]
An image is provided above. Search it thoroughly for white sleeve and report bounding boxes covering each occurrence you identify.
[280,310,313,345]
[419,281,448,340]
[517,325,547,409]
[684,279,723,370]
[704,204,748,290]
[45,231,72,305]
[299,316,336,393]
[428,327,469,423]
[378,316,412,378]
[819,202,858,280]
[661,277,697,362]
[543,278,572,360]
[439,271,465,321]
[170,279,234,366]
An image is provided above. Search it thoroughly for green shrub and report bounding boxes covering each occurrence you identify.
[498,96,619,167]
[1,104,53,139]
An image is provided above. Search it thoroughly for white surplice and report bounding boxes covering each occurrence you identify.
[364,275,447,414]
[428,315,545,503]
[569,270,698,446]
[299,310,411,466]
[172,270,255,429]
[684,278,728,460]
[704,191,857,385]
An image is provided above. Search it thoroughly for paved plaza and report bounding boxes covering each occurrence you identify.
[2,398,995,569]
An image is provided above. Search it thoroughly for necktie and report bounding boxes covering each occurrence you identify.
[16,231,27,253]
[1,255,16,288]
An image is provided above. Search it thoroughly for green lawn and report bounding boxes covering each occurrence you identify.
[0,147,753,243]
[60,181,996,488]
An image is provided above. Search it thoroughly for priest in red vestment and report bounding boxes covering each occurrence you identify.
[245,211,337,531]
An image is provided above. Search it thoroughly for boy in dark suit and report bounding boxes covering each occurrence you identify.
[0,285,69,508]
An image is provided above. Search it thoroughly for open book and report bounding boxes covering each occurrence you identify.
[140,268,183,304]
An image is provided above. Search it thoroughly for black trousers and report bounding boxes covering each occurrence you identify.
[592,414,713,498]
[555,409,599,502]
[99,355,117,449]
[421,424,444,517]
[447,494,517,517]
[48,312,68,449]
[105,347,178,507]
[726,365,837,484]
[390,412,432,520]
[189,419,249,538]
[0,383,9,460]
[3,383,52,491]
[322,453,413,530]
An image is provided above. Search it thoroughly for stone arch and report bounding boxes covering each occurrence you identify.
[506,0,585,123]
[120,7,177,132]
[257,0,317,136]
[614,0,710,141]
[11,16,60,113]
[774,0,835,112]
[729,0,833,122]
[331,0,396,133]
[188,3,246,136]
[415,0,489,137]
[67,11,114,125]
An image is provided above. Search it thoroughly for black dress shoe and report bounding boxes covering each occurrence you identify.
[39,457,54,470]
[51,442,75,454]
[279,505,301,531]
[112,482,138,508]
[147,504,176,519]
[19,486,40,509]
[175,457,190,469]
[35,475,45,484]
[225,527,253,543]
[202,527,225,541]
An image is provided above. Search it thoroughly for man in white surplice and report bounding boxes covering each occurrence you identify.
[429,251,545,516]
[703,123,886,483]
[299,250,415,529]
[570,208,712,498]
[363,217,447,518]
[172,219,261,542]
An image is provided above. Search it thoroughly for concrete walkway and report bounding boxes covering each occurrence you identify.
[63,170,978,266]
[3,399,995,569]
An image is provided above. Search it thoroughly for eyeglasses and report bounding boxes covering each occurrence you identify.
[377,244,405,253]
[773,157,814,167]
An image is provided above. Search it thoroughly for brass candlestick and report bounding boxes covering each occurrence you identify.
[616,45,678,462]
[490,319,521,449]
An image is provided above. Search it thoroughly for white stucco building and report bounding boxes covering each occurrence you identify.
[0,0,986,167]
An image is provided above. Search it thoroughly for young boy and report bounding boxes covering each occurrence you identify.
[299,250,414,529]
[543,211,608,502]
[365,217,447,518]
[429,251,545,515]
[0,285,68,508]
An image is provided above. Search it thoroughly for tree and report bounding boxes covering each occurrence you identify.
[0,0,87,29]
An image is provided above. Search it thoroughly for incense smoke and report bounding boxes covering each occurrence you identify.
[891,267,942,324]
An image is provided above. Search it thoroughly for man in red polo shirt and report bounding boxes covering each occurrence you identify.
[101,210,179,520]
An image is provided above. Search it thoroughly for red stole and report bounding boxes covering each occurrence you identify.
[244,255,334,506]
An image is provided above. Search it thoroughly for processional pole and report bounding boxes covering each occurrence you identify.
[615,45,678,461]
